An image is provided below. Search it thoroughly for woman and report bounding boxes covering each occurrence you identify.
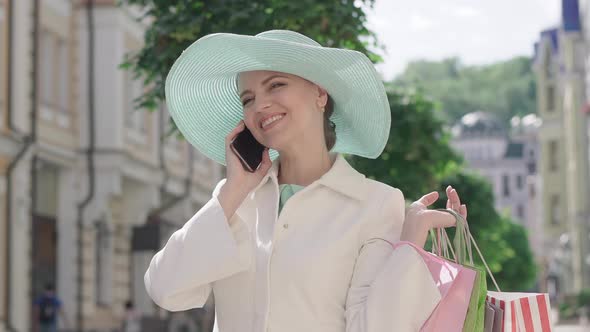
[145,30,468,332]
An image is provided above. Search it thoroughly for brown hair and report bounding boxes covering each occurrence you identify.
[323,95,337,151]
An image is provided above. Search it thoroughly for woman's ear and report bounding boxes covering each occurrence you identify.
[316,86,329,109]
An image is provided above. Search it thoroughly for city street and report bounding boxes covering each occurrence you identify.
[555,325,589,332]
[1,1,587,332]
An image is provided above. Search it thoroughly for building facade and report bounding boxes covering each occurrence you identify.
[0,1,222,331]
[451,111,545,279]
[534,0,590,300]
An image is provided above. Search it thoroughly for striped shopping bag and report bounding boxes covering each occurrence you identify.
[486,291,552,332]
[434,209,554,332]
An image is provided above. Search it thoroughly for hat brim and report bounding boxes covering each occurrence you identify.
[165,32,391,166]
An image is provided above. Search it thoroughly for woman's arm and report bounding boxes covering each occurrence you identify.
[144,179,252,311]
[344,188,441,332]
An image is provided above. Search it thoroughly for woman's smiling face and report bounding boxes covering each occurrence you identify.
[237,70,328,152]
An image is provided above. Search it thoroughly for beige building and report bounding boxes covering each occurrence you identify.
[0,1,221,331]
[534,0,590,300]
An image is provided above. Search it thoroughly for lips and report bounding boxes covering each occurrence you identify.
[260,113,286,129]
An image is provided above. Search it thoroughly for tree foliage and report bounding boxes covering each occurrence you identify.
[349,88,461,201]
[392,57,536,125]
[117,0,380,114]
[436,172,538,291]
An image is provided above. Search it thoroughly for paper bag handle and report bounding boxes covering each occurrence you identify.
[433,208,501,292]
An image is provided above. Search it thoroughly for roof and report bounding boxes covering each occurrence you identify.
[533,28,559,63]
[533,0,580,60]
[563,0,581,31]
[452,111,506,138]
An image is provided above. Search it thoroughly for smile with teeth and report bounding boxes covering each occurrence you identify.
[261,114,285,129]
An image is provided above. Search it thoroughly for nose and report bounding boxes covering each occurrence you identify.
[254,95,273,114]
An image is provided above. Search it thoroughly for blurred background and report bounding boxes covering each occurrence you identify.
[0,0,588,331]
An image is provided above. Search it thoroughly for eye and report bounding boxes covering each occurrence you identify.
[242,97,253,106]
[270,82,286,89]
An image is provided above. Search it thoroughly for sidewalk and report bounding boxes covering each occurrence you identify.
[554,324,589,332]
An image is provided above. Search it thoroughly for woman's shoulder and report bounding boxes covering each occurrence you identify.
[362,178,405,203]
[355,178,406,243]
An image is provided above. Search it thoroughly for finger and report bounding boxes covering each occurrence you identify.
[417,191,439,207]
[446,186,455,209]
[421,210,456,229]
[449,188,461,211]
[256,148,272,174]
[460,204,468,220]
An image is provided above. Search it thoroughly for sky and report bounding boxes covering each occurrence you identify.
[365,0,562,80]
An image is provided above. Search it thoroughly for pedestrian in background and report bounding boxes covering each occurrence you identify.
[32,283,69,332]
[122,300,141,332]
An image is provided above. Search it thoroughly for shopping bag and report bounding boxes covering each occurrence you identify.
[491,301,505,332]
[363,239,445,330]
[486,291,553,332]
[430,209,489,332]
[485,302,496,332]
[436,208,554,332]
[485,301,505,332]
[463,266,487,331]
[386,240,477,332]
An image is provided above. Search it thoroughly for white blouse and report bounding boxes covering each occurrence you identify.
[145,153,440,332]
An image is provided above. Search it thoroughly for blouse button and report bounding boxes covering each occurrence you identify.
[283,224,289,229]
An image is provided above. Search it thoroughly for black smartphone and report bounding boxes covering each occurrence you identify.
[230,126,266,172]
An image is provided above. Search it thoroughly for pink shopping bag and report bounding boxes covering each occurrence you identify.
[487,291,553,332]
[388,241,477,332]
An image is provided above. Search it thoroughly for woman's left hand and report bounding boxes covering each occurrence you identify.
[400,185,468,248]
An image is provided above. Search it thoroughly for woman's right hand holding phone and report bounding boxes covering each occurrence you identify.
[218,120,272,220]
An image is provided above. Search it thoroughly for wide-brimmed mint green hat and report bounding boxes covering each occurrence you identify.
[165,29,391,166]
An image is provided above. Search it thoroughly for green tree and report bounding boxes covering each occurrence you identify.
[436,172,537,291]
[350,89,537,291]
[349,88,462,201]
[118,0,380,114]
[393,56,536,125]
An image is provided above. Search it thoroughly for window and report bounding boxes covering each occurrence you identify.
[95,220,112,305]
[517,204,524,219]
[124,70,146,133]
[39,29,69,113]
[529,183,536,198]
[502,174,510,197]
[40,29,55,106]
[163,110,185,161]
[527,161,536,174]
[544,47,553,78]
[547,85,555,112]
[550,195,560,225]
[57,38,69,112]
[516,175,523,190]
[0,5,5,111]
[548,140,559,171]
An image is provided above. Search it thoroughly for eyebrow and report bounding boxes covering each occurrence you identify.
[239,74,288,99]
